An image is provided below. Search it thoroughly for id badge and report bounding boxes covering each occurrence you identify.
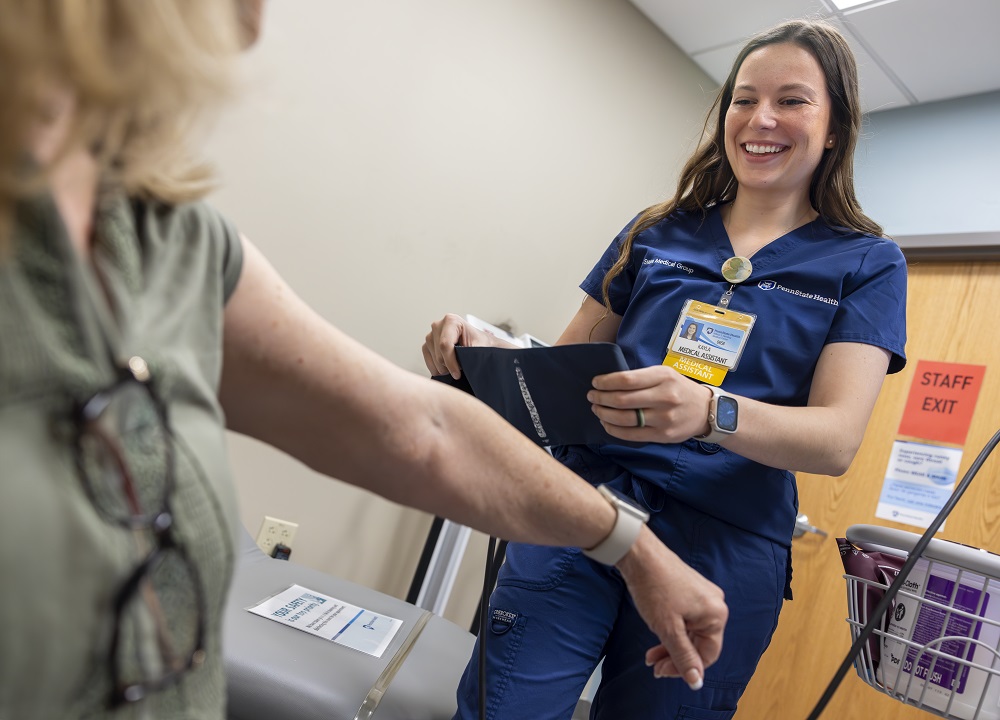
[663,300,755,386]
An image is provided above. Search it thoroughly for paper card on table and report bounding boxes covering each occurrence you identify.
[247,584,402,658]
[897,360,986,446]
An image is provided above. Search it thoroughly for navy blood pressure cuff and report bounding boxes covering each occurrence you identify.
[433,343,635,448]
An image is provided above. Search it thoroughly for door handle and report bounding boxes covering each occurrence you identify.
[793,513,828,539]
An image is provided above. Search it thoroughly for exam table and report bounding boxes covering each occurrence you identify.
[223,528,476,720]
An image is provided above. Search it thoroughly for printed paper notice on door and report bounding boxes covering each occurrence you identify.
[897,360,986,446]
[247,584,402,658]
[875,440,963,530]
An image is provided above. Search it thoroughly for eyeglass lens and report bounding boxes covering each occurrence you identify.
[113,544,205,703]
[78,378,171,526]
[76,366,206,705]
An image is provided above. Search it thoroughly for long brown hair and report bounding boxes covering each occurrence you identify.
[599,19,882,317]
[0,0,243,253]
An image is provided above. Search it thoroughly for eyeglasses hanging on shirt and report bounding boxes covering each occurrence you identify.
[74,354,208,707]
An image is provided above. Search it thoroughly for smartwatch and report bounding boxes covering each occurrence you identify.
[582,485,650,566]
[696,384,739,444]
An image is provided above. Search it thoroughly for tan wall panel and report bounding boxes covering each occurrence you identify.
[738,261,1000,719]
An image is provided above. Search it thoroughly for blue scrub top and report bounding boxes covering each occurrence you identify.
[578,205,907,545]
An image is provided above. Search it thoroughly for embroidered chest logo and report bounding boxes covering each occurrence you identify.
[642,257,695,275]
[757,279,838,306]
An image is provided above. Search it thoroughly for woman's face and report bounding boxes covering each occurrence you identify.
[724,42,834,200]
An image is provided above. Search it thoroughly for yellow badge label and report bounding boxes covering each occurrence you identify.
[663,351,728,385]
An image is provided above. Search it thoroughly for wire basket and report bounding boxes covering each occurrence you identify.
[844,524,1000,719]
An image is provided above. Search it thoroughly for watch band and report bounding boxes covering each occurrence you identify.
[695,384,738,444]
[582,485,649,566]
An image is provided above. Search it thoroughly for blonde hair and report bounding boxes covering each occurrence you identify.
[0,0,243,251]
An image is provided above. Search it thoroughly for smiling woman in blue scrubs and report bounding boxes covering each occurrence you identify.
[423,19,907,720]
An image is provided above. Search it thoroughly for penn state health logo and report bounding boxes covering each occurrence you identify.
[758,280,776,290]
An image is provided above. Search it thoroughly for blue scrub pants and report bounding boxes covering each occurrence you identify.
[453,479,789,720]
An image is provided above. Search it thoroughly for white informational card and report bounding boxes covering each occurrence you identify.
[247,584,402,658]
[875,440,963,530]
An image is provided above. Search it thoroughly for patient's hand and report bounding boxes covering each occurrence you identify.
[615,527,728,689]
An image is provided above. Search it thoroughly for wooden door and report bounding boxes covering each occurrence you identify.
[736,261,1000,720]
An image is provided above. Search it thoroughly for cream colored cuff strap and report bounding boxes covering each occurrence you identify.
[583,485,648,566]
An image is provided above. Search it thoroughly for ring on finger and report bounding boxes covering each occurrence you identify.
[635,408,646,428]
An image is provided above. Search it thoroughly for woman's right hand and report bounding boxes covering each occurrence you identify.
[421,313,503,379]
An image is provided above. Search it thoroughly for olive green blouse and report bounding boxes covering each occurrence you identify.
[0,191,243,718]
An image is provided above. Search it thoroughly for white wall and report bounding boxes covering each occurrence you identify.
[856,90,1000,237]
[205,0,714,625]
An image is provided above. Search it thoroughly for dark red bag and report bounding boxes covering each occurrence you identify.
[838,538,906,670]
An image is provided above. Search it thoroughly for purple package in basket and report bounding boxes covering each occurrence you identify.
[838,537,906,669]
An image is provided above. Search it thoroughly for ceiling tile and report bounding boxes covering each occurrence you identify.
[842,0,1000,104]
[825,17,911,113]
[689,43,738,86]
[629,0,832,55]
[630,0,1000,112]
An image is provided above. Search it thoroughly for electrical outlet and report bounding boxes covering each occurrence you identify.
[256,515,299,556]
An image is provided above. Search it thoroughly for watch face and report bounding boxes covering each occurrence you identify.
[716,395,739,432]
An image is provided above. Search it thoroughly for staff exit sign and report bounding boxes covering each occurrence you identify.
[897,360,986,446]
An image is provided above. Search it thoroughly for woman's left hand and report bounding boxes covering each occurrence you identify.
[588,365,712,443]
